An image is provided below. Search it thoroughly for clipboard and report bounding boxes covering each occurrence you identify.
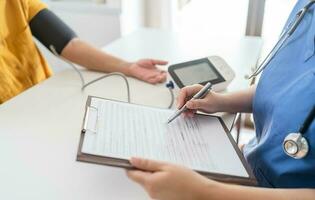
[77,96,257,186]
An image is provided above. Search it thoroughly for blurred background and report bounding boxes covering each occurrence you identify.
[40,0,297,72]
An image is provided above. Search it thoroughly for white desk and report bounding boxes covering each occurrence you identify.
[0,29,262,200]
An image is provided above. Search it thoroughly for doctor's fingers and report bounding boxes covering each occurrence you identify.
[176,84,203,108]
[183,109,197,118]
[127,170,151,186]
[127,157,163,186]
[186,98,209,110]
[130,157,166,171]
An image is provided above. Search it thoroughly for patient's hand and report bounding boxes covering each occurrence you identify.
[128,59,168,84]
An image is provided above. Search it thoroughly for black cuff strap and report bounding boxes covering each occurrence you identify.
[30,8,77,55]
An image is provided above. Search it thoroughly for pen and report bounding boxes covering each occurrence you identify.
[167,82,212,124]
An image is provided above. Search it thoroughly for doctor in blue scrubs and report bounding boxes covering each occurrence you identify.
[126,0,315,199]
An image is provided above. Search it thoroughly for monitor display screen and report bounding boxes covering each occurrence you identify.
[174,62,220,86]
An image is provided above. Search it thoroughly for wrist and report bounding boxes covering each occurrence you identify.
[199,180,225,200]
[119,61,133,76]
[209,92,229,113]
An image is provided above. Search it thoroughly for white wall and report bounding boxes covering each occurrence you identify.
[262,0,297,51]
[120,0,145,35]
[49,2,121,47]
[144,0,177,29]
[174,0,249,38]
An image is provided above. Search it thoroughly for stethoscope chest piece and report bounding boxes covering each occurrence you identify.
[283,132,309,159]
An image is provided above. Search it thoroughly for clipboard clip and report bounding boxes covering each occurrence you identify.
[82,106,98,134]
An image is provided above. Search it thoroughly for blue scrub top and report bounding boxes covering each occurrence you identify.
[244,0,315,188]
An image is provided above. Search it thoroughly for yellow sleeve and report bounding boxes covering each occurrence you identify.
[26,0,47,22]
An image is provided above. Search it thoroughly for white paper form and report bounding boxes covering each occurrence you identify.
[82,97,249,177]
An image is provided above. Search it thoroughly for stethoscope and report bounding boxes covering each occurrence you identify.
[248,0,315,159]
[283,106,315,159]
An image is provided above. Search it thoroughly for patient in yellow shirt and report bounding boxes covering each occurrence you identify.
[0,0,167,104]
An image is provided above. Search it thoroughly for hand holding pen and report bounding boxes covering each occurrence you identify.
[167,82,212,123]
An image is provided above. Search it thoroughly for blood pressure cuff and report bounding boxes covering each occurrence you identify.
[29,8,77,55]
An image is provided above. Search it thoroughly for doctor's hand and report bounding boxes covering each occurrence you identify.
[127,59,168,84]
[127,157,218,200]
[177,84,224,117]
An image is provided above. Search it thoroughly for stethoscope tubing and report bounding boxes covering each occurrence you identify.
[248,0,315,79]
[299,106,315,135]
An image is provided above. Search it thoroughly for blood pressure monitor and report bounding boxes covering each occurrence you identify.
[168,56,235,91]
